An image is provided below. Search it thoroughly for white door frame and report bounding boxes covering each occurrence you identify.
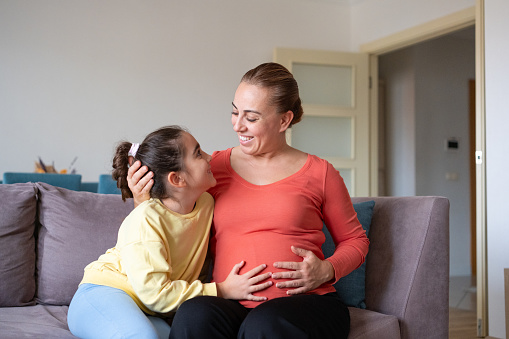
[359,4,487,337]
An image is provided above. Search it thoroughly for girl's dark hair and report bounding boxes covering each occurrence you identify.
[241,62,304,126]
[112,125,187,201]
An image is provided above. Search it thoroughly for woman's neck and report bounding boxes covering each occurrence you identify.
[236,142,294,164]
[230,145,308,185]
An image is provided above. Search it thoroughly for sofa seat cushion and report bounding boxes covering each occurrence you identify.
[35,183,134,305]
[0,183,37,307]
[348,307,401,339]
[0,305,76,338]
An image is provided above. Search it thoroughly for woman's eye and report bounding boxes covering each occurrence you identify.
[231,111,256,122]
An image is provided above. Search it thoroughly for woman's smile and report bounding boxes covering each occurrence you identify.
[239,135,253,143]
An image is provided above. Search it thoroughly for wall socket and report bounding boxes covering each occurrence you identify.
[446,172,459,181]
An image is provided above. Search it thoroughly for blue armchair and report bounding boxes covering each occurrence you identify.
[97,174,121,195]
[2,172,82,191]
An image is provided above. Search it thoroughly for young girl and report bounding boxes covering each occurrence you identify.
[67,126,272,339]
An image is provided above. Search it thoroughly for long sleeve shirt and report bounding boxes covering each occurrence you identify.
[80,193,216,315]
[208,148,369,308]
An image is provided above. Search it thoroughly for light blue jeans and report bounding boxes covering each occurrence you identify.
[68,284,171,339]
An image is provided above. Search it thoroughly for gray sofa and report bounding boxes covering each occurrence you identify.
[0,182,449,338]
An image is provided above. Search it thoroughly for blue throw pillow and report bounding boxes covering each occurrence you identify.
[321,200,375,309]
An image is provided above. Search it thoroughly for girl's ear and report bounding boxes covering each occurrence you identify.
[279,110,294,132]
[167,172,186,188]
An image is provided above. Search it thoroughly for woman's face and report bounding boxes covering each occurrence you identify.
[231,82,289,156]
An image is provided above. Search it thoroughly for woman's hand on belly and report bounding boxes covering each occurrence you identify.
[216,261,273,301]
[272,246,334,295]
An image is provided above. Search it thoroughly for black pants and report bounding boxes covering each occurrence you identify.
[169,293,350,339]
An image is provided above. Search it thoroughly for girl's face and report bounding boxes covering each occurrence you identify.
[231,82,290,157]
[180,132,216,191]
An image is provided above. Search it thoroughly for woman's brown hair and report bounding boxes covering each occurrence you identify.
[241,62,304,126]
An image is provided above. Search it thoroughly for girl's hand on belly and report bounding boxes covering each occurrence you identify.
[216,261,273,301]
[272,246,334,295]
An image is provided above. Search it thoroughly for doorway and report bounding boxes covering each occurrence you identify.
[377,25,477,336]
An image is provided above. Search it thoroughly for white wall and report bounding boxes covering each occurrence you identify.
[379,48,416,196]
[349,0,475,49]
[0,0,351,181]
[414,34,475,277]
[485,0,509,337]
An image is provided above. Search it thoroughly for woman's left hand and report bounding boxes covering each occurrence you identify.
[272,246,335,295]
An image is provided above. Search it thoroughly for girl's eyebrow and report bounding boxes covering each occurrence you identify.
[232,102,261,115]
[193,143,201,156]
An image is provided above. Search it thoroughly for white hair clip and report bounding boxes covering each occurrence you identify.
[128,143,140,157]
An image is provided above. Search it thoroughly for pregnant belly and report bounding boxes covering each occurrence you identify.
[212,233,323,308]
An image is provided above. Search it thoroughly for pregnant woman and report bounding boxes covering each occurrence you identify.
[128,62,369,339]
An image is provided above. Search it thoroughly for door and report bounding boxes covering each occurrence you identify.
[274,48,372,197]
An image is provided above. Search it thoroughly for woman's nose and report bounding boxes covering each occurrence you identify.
[233,117,244,132]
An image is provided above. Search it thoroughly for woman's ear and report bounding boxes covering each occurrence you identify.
[167,172,186,188]
[279,110,294,132]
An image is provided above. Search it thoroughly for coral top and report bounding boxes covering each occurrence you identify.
[208,149,369,308]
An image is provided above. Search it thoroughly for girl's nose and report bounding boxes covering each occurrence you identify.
[204,152,212,162]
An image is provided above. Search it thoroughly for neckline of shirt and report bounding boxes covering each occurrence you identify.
[223,148,312,189]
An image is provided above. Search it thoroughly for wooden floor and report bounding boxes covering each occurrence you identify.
[449,275,478,338]
[449,307,478,339]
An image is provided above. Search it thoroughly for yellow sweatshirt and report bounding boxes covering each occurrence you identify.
[80,193,216,316]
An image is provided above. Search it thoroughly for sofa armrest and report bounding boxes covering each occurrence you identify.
[352,196,450,339]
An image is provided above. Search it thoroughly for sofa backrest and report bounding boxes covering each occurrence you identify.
[0,182,134,307]
[0,183,38,307]
[35,182,134,305]
[352,196,450,339]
